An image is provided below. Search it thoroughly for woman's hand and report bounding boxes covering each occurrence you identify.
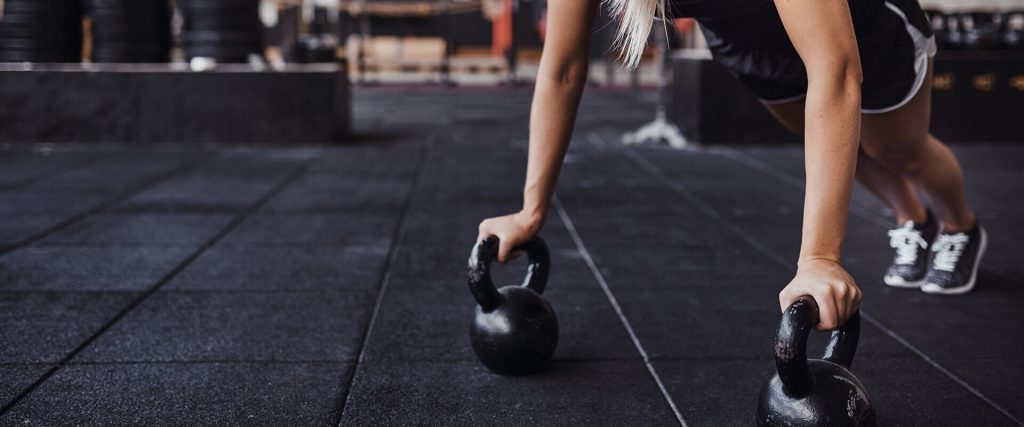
[779,258,862,331]
[477,211,543,263]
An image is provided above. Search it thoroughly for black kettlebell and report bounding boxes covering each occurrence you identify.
[467,235,558,375]
[757,296,876,426]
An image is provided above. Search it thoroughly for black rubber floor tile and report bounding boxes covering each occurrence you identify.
[575,241,792,290]
[28,152,194,194]
[654,359,772,425]
[0,214,69,245]
[562,212,736,247]
[3,362,350,425]
[0,191,107,216]
[360,285,639,363]
[220,214,398,247]
[974,216,1024,281]
[113,176,282,212]
[307,148,420,175]
[261,173,410,213]
[860,294,1024,360]
[612,286,916,361]
[0,246,192,291]
[942,358,1024,422]
[0,364,52,409]
[340,360,678,425]
[75,291,374,362]
[40,213,234,245]
[0,151,96,188]
[166,244,388,292]
[556,185,718,217]
[0,292,135,363]
[855,357,1020,426]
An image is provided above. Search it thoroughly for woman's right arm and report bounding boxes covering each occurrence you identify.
[477,0,599,262]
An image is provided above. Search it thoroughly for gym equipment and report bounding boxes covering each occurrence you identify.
[467,236,557,375]
[623,18,689,149]
[959,12,1001,50]
[0,0,83,62]
[86,0,171,62]
[178,0,263,63]
[1002,10,1024,49]
[757,296,876,426]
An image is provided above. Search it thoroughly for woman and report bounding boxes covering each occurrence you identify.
[477,0,985,330]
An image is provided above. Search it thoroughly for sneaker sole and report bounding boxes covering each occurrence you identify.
[922,226,988,296]
[884,275,924,288]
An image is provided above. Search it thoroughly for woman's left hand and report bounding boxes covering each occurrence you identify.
[779,258,862,331]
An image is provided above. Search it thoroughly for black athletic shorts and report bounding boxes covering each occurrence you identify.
[693,0,936,113]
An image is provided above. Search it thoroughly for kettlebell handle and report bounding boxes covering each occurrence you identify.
[467,235,551,312]
[775,296,861,397]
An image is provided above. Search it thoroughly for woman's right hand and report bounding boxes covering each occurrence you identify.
[477,211,543,263]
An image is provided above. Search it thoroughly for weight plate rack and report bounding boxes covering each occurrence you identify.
[86,0,172,63]
[178,0,263,63]
[0,0,84,62]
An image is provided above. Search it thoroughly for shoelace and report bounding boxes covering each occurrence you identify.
[888,222,928,265]
[932,233,970,272]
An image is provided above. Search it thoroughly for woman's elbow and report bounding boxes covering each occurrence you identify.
[808,58,862,98]
[539,56,589,88]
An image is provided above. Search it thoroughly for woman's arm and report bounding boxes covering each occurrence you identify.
[478,0,599,262]
[774,0,864,330]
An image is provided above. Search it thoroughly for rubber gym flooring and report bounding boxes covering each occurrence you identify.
[1,88,1022,425]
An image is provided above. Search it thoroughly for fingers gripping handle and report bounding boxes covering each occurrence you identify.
[467,236,551,312]
[516,237,551,294]
[775,296,861,397]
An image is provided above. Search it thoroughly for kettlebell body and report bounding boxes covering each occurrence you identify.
[758,359,875,426]
[467,236,558,375]
[471,285,558,375]
[757,297,876,427]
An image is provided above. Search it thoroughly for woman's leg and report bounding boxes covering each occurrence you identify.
[859,60,976,232]
[761,99,930,226]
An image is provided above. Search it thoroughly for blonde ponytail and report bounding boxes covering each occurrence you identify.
[606,0,665,69]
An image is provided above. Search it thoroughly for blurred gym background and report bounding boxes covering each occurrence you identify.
[0,0,1021,143]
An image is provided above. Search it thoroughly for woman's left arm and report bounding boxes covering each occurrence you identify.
[774,0,864,330]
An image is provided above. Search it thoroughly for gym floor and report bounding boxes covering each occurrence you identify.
[1,88,1022,425]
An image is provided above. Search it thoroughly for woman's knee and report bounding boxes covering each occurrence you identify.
[862,134,931,176]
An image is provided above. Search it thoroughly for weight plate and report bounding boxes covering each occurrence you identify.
[86,0,168,8]
[91,51,169,62]
[0,25,78,39]
[89,22,170,34]
[2,4,82,17]
[181,30,260,43]
[184,44,259,55]
[0,50,80,62]
[177,0,258,8]
[0,41,80,53]
[0,11,83,23]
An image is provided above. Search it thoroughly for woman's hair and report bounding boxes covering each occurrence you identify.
[606,0,665,69]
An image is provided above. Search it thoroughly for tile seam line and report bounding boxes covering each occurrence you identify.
[553,196,689,427]
[717,147,1024,425]
[0,161,312,417]
[334,131,436,426]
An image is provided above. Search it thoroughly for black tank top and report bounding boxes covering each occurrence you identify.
[669,0,886,52]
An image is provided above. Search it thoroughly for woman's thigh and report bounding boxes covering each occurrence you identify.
[760,59,934,155]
